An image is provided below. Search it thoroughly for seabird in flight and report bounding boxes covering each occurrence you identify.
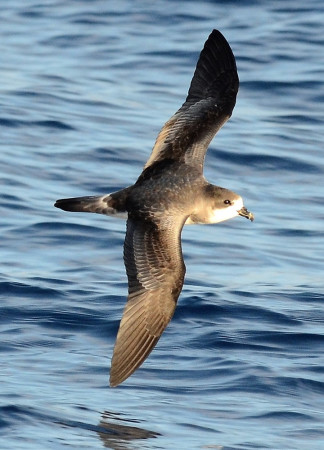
[55,29,254,387]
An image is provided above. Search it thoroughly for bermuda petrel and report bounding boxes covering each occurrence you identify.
[55,30,254,387]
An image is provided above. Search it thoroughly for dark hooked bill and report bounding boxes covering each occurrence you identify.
[238,206,254,222]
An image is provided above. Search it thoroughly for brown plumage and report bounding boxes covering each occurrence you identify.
[55,30,254,387]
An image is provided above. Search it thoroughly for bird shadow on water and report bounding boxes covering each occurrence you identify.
[58,410,161,450]
[97,411,161,449]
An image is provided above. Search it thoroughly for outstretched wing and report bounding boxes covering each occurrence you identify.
[110,215,186,387]
[144,29,239,172]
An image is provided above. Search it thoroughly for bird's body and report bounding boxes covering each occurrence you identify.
[55,30,254,387]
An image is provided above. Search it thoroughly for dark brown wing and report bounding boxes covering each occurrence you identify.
[109,216,186,387]
[144,29,239,172]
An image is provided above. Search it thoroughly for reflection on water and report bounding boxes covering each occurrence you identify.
[56,410,160,450]
[97,411,161,450]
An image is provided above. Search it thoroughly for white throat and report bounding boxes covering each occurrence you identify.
[209,197,244,224]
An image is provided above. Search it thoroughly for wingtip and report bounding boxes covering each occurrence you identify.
[109,367,123,388]
[109,370,132,388]
[109,364,132,388]
[109,378,119,388]
[210,29,223,38]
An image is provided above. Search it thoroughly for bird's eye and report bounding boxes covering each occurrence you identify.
[224,199,231,205]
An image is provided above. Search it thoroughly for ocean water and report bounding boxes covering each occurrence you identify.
[1,0,324,449]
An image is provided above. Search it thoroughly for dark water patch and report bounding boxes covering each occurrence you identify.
[179,296,300,327]
[32,120,75,130]
[0,194,30,210]
[0,302,118,340]
[287,427,324,440]
[41,33,100,49]
[293,291,324,303]
[0,177,28,189]
[212,149,319,173]
[269,228,324,238]
[275,376,324,396]
[212,373,280,396]
[274,114,322,126]
[243,79,323,93]
[36,308,111,333]
[301,365,324,375]
[247,410,315,422]
[71,16,113,26]
[177,297,227,321]
[14,221,118,246]
[0,117,74,131]
[30,276,72,287]
[0,333,65,352]
[30,221,106,233]
[0,405,35,428]
[249,331,324,350]
[144,49,194,62]
[227,303,302,326]
[195,331,278,352]
[223,445,271,450]
[13,89,66,100]
[0,117,25,128]
[178,421,221,435]
[0,281,63,300]
[92,146,121,162]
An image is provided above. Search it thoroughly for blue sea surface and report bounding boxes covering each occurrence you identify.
[1,1,324,449]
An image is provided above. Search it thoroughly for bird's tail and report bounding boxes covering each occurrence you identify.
[54,192,128,218]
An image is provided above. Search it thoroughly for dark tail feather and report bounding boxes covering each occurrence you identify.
[54,194,119,215]
[54,194,128,218]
